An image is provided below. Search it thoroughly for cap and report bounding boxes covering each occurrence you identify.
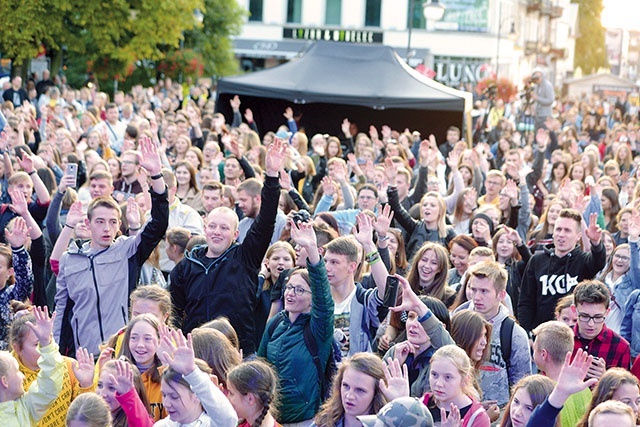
[275,130,292,139]
[357,397,434,427]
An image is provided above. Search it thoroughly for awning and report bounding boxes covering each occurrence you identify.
[232,39,313,59]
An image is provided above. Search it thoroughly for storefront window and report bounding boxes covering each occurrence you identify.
[408,0,426,30]
[249,0,263,22]
[287,0,302,23]
[325,0,341,26]
[365,0,381,27]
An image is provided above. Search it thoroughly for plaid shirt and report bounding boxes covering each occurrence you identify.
[573,323,631,369]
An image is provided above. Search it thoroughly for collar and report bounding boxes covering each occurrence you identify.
[574,322,610,344]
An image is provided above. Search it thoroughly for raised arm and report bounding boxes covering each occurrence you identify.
[353,212,388,300]
[5,217,34,302]
[385,158,419,234]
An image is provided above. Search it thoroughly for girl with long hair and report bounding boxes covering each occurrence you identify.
[492,226,531,317]
[499,375,556,427]
[118,314,165,420]
[190,327,241,393]
[577,368,640,427]
[227,360,282,427]
[66,393,113,427]
[451,187,478,236]
[312,353,388,427]
[174,161,203,213]
[96,359,153,427]
[448,235,478,286]
[386,157,457,260]
[528,197,568,252]
[387,228,409,276]
[422,345,490,426]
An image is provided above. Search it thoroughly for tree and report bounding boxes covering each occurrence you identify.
[572,0,608,74]
[183,0,246,78]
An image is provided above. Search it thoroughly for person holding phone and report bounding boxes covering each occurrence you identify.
[383,275,455,397]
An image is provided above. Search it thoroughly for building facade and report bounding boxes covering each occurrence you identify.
[233,0,578,90]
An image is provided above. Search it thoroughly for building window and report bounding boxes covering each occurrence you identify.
[365,0,381,27]
[287,0,302,23]
[407,0,426,30]
[248,0,263,22]
[326,0,341,25]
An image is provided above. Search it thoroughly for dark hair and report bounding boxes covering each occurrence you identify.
[573,280,610,309]
[227,360,281,427]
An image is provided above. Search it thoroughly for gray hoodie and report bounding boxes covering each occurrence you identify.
[479,305,532,406]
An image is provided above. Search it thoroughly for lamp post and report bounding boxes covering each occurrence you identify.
[406,0,446,63]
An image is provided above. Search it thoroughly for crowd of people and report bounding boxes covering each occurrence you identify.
[1,68,640,427]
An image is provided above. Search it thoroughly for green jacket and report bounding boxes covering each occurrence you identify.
[258,258,334,423]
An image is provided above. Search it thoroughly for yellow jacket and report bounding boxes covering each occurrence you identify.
[14,352,94,427]
[0,343,65,427]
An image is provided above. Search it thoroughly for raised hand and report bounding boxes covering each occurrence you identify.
[389,275,425,316]
[138,136,162,175]
[17,152,35,174]
[374,204,394,238]
[503,225,523,246]
[58,172,77,193]
[109,360,135,395]
[446,150,459,171]
[26,306,55,347]
[161,328,196,376]
[380,358,409,401]
[73,347,96,388]
[244,108,254,123]
[289,220,318,250]
[265,137,288,177]
[66,202,85,229]
[126,197,142,229]
[279,170,292,191]
[503,179,519,205]
[97,347,115,371]
[341,118,351,137]
[321,176,336,198]
[8,187,29,218]
[548,349,598,408]
[383,157,398,185]
[369,125,379,141]
[585,212,603,244]
[353,212,375,248]
[441,403,462,427]
[230,95,241,112]
[5,216,31,248]
[283,107,294,121]
[381,125,392,140]
[536,128,549,151]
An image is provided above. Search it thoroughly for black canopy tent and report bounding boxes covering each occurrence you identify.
[216,41,472,140]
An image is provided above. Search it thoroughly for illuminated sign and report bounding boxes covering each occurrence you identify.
[283,27,383,44]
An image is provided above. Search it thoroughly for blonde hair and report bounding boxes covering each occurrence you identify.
[430,345,475,399]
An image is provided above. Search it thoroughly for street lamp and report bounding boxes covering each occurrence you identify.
[407,0,446,63]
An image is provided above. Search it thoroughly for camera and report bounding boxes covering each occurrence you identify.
[291,209,311,225]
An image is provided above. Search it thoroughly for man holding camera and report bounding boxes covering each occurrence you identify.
[531,68,555,130]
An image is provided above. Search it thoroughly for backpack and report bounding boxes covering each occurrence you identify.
[267,314,341,401]
[500,316,515,379]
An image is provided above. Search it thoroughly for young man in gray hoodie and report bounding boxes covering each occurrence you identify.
[469,261,532,407]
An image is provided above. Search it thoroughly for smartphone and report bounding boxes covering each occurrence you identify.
[66,163,78,189]
[383,276,399,308]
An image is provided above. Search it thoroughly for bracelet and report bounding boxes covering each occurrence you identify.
[64,223,74,229]
[28,170,37,176]
[365,251,381,265]
[129,226,142,231]
[149,173,163,180]
[378,235,390,242]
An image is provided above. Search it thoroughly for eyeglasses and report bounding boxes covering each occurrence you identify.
[284,285,312,296]
[486,181,503,187]
[613,254,631,262]
[576,311,606,324]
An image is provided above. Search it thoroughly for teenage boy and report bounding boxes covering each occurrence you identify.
[519,210,606,334]
[324,213,389,356]
[571,280,631,376]
[53,137,169,355]
[468,261,531,406]
[533,321,592,427]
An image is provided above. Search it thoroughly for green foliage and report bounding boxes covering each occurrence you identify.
[572,0,608,74]
[184,0,247,78]
[0,0,245,86]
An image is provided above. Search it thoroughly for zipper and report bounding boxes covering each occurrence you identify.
[121,306,127,324]
[75,319,80,347]
[88,254,105,343]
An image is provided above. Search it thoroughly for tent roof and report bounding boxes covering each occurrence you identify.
[217,41,471,112]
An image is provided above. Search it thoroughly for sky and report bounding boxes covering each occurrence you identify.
[601,0,640,30]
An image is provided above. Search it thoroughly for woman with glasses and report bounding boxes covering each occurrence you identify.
[258,220,334,427]
[602,214,640,335]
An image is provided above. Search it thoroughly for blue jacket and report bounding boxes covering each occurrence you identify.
[258,258,334,423]
[620,242,640,357]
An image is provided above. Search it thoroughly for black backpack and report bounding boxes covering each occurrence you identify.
[500,316,516,378]
[267,314,341,401]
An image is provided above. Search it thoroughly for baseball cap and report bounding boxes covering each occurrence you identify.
[357,397,434,427]
[275,129,292,139]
